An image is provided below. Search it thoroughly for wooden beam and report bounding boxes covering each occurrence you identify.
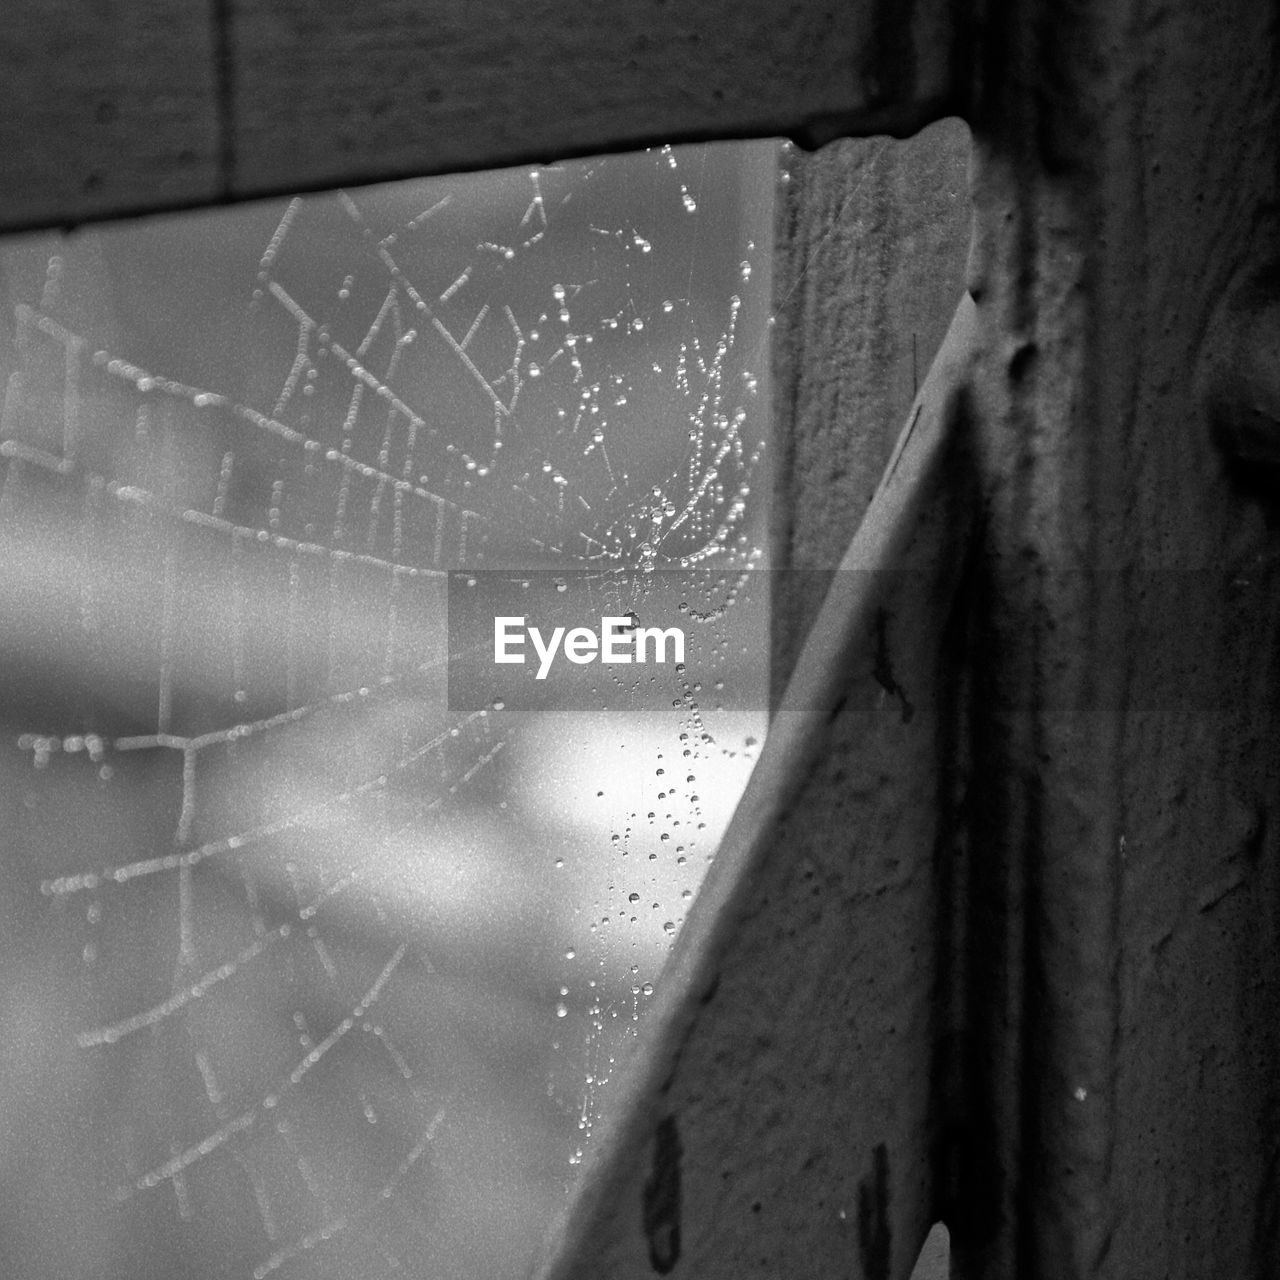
[769,120,971,703]
[0,0,956,232]
[954,1,1280,1274]
[0,0,221,229]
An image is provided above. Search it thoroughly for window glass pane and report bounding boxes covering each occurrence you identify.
[0,141,775,1279]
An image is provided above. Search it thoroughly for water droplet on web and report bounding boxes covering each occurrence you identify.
[663,921,677,935]
[556,1002,568,1018]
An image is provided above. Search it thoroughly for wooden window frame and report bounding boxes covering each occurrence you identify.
[3,4,1279,1278]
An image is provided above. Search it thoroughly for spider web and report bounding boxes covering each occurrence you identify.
[0,143,773,1279]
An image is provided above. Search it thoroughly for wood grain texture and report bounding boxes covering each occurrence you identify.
[0,0,956,232]
[769,119,971,703]
[956,1,1280,1275]
[0,1,222,229]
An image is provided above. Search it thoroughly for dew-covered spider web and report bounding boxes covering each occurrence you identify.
[0,142,775,1280]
